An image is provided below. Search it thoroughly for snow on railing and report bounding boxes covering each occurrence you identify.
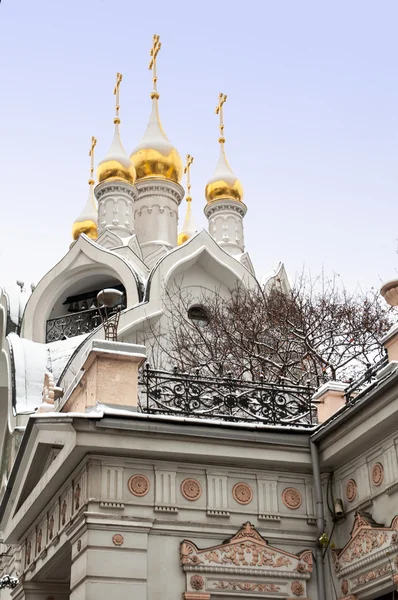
[138,365,317,427]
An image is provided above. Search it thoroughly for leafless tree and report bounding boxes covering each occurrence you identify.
[146,274,394,386]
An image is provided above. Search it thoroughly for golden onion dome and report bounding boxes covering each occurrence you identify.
[97,122,136,185]
[72,184,98,241]
[205,142,244,203]
[130,95,183,183]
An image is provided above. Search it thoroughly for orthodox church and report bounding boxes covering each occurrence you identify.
[1,35,398,600]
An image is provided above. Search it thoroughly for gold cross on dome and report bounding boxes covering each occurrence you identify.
[149,34,161,93]
[215,92,227,143]
[113,72,123,121]
[184,154,194,199]
[88,136,97,184]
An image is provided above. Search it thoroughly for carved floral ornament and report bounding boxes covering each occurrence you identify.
[181,479,202,501]
[232,482,253,505]
[345,479,357,503]
[332,512,398,595]
[372,462,384,487]
[128,474,150,497]
[282,487,302,510]
[180,522,312,599]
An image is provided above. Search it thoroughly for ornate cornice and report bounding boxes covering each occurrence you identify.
[136,179,184,205]
[95,181,137,201]
[204,199,247,219]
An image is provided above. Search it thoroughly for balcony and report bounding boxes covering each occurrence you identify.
[138,365,317,427]
[46,307,102,342]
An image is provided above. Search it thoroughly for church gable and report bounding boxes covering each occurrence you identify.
[181,522,312,599]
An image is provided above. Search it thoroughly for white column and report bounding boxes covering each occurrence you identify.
[134,179,184,259]
[95,181,137,238]
[204,199,247,255]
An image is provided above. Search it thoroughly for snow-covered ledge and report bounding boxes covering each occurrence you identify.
[60,340,146,413]
[381,323,398,363]
[312,381,347,423]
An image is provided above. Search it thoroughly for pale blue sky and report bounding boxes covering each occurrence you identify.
[1,0,397,291]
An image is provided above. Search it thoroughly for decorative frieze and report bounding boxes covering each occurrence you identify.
[332,512,398,597]
[180,522,312,599]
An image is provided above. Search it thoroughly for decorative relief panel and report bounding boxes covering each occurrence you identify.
[19,467,90,574]
[181,478,202,502]
[332,512,398,597]
[371,462,384,487]
[345,479,357,503]
[232,482,253,505]
[128,474,150,497]
[282,487,302,510]
[180,522,312,599]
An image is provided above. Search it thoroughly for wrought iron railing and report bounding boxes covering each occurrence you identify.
[138,365,317,427]
[46,307,102,342]
[344,353,389,404]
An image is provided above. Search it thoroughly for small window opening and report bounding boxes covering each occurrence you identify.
[188,305,209,325]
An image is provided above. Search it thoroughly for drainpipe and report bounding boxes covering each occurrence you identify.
[310,439,327,600]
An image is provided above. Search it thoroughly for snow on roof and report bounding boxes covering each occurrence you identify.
[2,285,31,327]
[8,333,87,414]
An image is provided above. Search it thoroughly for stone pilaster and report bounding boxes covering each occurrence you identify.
[69,518,150,600]
[134,178,184,259]
[95,180,137,238]
[204,199,247,256]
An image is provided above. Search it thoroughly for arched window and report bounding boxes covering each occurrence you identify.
[188,305,209,325]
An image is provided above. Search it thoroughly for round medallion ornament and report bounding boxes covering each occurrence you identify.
[232,482,253,505]
[341,579,349,595]
[128,474,150,497]
[190,575,204,590]
[345,479,357,502]
[291,581,304,596]
[282,487,302,510]
[112,533,124,546]
[181,478,202,501]
[372,462,384,487]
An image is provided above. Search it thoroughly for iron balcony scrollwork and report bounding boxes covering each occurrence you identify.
[46,307,102,342]
[139,365,317,427]
[344,353,388,404]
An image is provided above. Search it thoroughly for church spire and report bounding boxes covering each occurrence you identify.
[130,34,182,183]
[72,136,98,241]
[97,72,136,185]
[178,154,197,245]
[205,93,244,203]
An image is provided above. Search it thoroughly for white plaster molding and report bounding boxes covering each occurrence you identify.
[21,235,141,342]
